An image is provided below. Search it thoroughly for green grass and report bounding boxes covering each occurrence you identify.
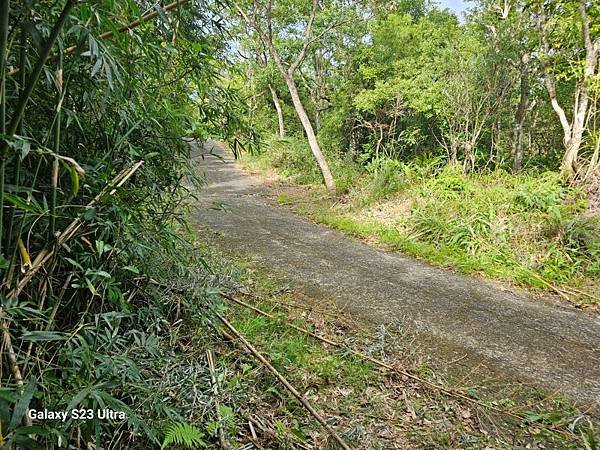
[242,138,600,305]
[245,135,362,193]
[196,235,599,449]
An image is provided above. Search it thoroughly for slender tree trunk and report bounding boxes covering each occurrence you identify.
[238,0,336,194]
[268,83,285,138]
[512,53,530,172]
[538,1,599,177]
[282,72,336,194]
[562,130,584,174]
[449,141,458,164]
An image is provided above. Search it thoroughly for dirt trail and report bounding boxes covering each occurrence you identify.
[190,140,600,407]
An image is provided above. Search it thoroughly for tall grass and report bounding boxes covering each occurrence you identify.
[403,166,598,287]
[247,135,361,192]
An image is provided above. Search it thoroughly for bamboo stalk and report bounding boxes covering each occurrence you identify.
[46,273,73,331]
[49,52,63,240]
[50,158,59,239]
[0,0,76,159]
[0,1,7,124]
[207,350,231,450]
[3,30,27,259]
[213,310,354,450]
[0,0,10,259]
[1,322,25,389]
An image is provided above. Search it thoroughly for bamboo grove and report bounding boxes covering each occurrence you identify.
[0,1,245,448]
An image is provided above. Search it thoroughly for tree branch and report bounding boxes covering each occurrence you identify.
[289,0,318,74]
[579,1,593,60]
[537,3,571,142]
[266,0,273,44]
[236,1,289,76]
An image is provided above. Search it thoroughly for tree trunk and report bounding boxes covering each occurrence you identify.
[449,141,458,164]
[243,0,336,194]
[538,1,599,177]
[463,141,475,172]
[562,136,583,175]
[268,83,285,138]
[511,53,530,172]
[283,72,336,194]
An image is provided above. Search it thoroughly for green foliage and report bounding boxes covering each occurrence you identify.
[404,168,598,287]
[0,1,247,448]
[161,422,206,449]
[513,172,567,212]
[357,158,411,203]
[237,0,599,182]
[267,136,324,184]
[247,135,362,192]
[250,137,599,299]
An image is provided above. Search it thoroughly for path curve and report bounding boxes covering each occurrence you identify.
[190,140,600,407]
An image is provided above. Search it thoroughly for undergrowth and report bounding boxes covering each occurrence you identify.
[0,2,249,448]
[196,236,600,449]
[243,137,600,305]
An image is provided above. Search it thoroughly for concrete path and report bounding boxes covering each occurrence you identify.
[190,141,600,407]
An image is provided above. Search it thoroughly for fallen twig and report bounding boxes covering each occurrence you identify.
[220,292,578,439]
[212,309,353,450]
[527,271,572,301]
[207,350,231,450]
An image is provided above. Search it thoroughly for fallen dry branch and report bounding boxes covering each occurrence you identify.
[212,309,354,450]
[220,292,578,439]
[221,292,340,347]
[207,350,231,450]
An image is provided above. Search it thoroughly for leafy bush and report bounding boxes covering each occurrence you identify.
[0,2,245,448]
[513,172,566,212]
[548,216,600,275]
[267,136,324,184]
[364,158,408,198]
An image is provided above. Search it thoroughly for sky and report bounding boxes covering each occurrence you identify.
[437,0,469,17]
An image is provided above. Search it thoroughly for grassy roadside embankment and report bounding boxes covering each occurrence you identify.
[190,232,599,449]
[240,136,600,309]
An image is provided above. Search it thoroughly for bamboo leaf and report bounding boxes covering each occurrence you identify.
[154,5,170,25]
[20,331,67,342]
[91,57,103,77]
[9,379,36,430]
[4,192,44,214]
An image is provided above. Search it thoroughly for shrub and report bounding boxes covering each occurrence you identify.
[513,172,566,212]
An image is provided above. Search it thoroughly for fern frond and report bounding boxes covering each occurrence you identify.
[161,422,206,449]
